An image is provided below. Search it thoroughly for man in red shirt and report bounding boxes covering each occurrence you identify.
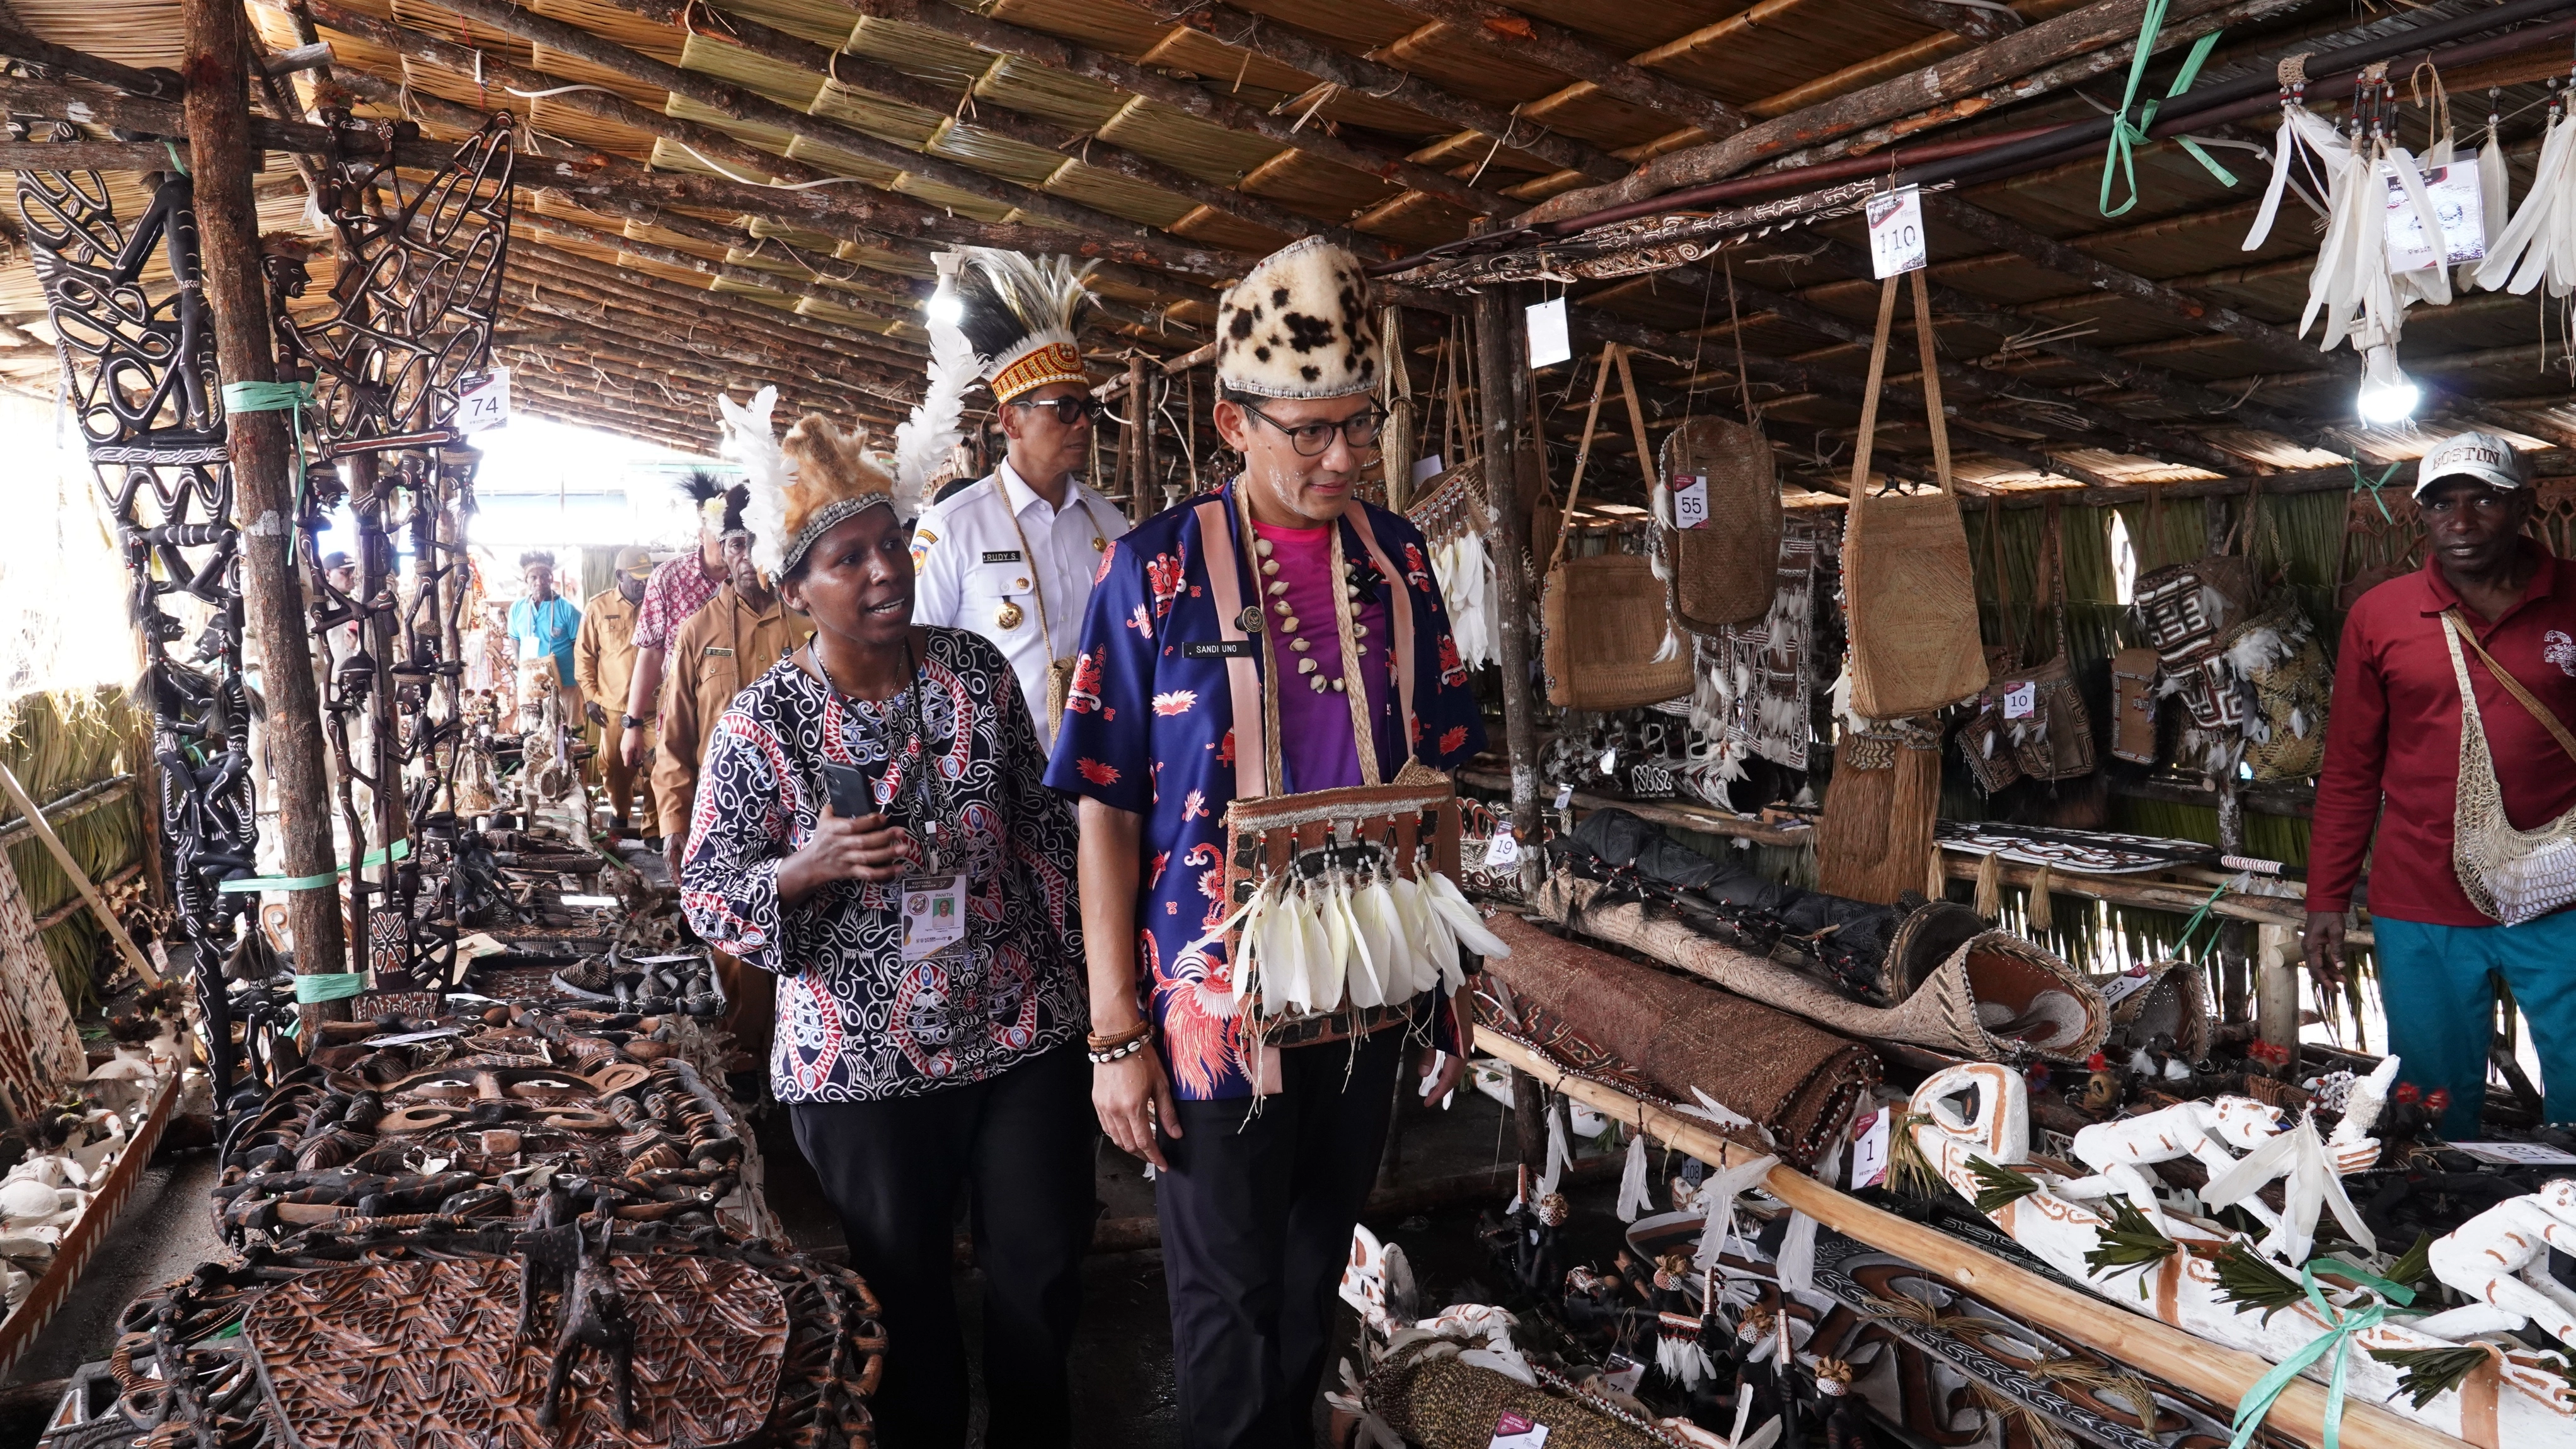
[2306,432,2576,1140]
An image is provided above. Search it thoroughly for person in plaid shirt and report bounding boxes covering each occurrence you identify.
[620,470,743,774]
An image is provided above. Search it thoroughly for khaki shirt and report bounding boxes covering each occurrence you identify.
[575,587,643,718]
[655,584,812,841]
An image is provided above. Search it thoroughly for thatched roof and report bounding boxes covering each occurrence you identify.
[0,0,2568,491]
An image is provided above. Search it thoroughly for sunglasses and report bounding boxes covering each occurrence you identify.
[1009,396,1105,427]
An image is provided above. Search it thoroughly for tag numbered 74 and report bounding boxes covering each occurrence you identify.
[1867,186,1927,278]
[455,368,512,434]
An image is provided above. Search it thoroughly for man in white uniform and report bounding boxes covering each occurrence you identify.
[909,247,1129,744]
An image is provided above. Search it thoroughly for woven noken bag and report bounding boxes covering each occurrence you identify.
[2441,610,2576,924]
[1656,418,1780,633]
[1842,271,1986,720]
[1541,344,1693,711]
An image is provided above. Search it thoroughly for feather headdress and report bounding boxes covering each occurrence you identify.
[675,466,746,536]
[940,246,1095,403]
[897,256,982,503]
[720,385,911,577]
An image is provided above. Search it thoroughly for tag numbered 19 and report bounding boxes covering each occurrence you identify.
[455,367,512,434]
[1866,185,1927,278]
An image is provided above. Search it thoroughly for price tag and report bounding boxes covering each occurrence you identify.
[1848,1108,1890,1190]
[901,873,967,961]
[1412,454,1445,483]
[2451,1140,2576,1166]
[1599,1355,1645,1396]
[1525,296,1571,369]
[2098,970,2159,1008]
[2003,680,2037,719]
[1671,472,1710,530]
[1553,782,1575,810]
[2383,163,2485,272]
[1484,828,1521,868]
[1866,185,1927,277]
[1490,1412,1550,1449]
[559,893,619,908]
[456,368,512,433]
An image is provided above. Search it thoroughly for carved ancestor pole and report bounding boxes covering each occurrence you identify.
[183,0,350,1021]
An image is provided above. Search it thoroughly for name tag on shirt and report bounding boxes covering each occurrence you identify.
[901,874,967,961]
[982,550,1023,563]
[705,647,735,657]
[1183,641,1256,659]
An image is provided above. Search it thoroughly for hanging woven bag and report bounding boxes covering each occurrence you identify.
[1541,344,1693,711]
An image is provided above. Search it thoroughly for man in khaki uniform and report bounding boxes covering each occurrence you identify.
[657,524,812,1072]
[577,546,658,841]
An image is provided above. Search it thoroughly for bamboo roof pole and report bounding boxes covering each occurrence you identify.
[180,0,352,1019]
[407,0,1245,280]
[595,0,1348,256]
[1517,0,2268,224]
[495,287,913,392]
[503,248,939,373]
[496,323,909,424]
[0,762,162,987]
[1365,0,1752,138]
[1170,4,1627,184]
[864,0,1515,217]
[505,367,722,432]
[1475,1029,2470,1449]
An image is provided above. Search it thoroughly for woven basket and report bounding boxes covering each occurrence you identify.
[1842,275,1984,720]
[1542,554,1693,710]
[1658,415,1780,631]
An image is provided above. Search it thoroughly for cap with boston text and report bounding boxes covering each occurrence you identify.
[2413,430,2529,498]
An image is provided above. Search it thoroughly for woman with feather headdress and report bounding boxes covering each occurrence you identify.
[906,247,1129,746]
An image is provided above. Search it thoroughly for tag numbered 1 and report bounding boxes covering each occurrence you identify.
[1866,185,1927,278]
[456,367,512,434]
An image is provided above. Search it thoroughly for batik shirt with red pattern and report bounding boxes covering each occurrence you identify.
[632,553,725,653]
[679,627,1084,1102]
[1043,481,1487,1101]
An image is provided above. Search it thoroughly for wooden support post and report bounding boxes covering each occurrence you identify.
[1473,287,1543,898]
[2255,922,2300,1078]
[183,0,350,1023]
[1510,1068,1549,1173]
[1124,354,1149,524]
[0,762,161,988]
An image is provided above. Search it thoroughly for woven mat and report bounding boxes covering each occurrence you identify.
[1483,912,1877,1169]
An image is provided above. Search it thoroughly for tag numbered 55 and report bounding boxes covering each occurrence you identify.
[1866,185,1926,278]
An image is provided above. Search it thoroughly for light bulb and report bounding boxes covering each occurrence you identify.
[925,289,962,327]
[2356,343,2419,426]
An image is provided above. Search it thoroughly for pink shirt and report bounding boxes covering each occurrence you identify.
[633,553,724,653]
[1251,518,1395,793]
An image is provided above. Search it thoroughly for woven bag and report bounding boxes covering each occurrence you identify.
[2109,646,2161,764]
[1957,501,2024,794]
[1541,345,1693,711]
[1192,491,1469,1053]
[1657,417,1780,633]
[2441,609,2576,924]
[1994,503,2097,782]
[1842,272,1984,719]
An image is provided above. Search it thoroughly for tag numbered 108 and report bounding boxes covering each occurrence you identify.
[1866,185,1927,278]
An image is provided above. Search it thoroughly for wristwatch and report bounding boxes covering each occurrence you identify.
[622,714,646,729]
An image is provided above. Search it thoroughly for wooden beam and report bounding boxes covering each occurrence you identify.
[1178,3,1624,183]
[1882,0,2021,42]
[1368,0,1749,139]
[0,21,185,98]
[180,0,351,1009]
[877,0,1514,219]
[0,764,159,987]
[1517,0,2265,224]
[410,0,1243,280]
[1476,1029,2461,1449]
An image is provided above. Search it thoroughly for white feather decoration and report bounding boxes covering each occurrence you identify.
[2476,105,2576,296]
[1616,1130,1652,1223]
[719,387,790,578]
[899,255,980,504]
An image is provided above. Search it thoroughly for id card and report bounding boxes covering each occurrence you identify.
[901,874,967,961]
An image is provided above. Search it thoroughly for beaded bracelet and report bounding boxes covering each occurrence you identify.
[1086,1019,1152,1053]
[1087,1036,1151,1065]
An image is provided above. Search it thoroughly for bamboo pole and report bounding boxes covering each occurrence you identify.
[0,762,161,987]
[1475,1028,2473,1449]
[183,0,350,1019]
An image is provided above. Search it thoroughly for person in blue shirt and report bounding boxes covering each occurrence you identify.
[508,550,584,713]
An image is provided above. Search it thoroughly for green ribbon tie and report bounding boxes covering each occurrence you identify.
[2228,1260,2414,1449]
[292,971,369,1004]
[220,379,319,512]
[2172,881,2228,961]
[2100,1,2236,218]
[218,837,411,893]
[2349,459,2403,523]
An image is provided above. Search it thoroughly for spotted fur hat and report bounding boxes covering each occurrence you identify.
[1216,236,1379,400]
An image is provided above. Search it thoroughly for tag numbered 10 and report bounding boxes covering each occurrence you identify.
[1866,185,1927,278]
[456,367,512,434]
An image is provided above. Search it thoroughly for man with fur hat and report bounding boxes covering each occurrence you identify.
[909,248,1130,745]
[621,469,745,774]
[655,475,813,1067]
[2309,430,2576,1138]
[1048,236,1487,1448]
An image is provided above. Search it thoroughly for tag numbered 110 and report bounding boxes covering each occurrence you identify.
[455,367,512,434]
[1866,185,1927,278]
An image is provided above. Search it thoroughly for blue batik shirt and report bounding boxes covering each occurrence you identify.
[1043,480,1488,1100]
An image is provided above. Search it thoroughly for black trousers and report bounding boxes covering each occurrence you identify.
[1155,1028,1403,1449]
[790,1043,1095,1449]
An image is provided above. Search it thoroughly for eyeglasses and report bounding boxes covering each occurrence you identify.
[1009,396,1104,427]
[1239,402,1383,457]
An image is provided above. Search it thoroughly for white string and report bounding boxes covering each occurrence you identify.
[504,83,622,100]
[677,141,877,190]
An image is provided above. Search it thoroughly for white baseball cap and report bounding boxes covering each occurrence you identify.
[2413,430,2529,498]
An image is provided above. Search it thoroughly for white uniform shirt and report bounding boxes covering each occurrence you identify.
[911,461,1130,743]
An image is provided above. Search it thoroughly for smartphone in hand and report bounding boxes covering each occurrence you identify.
[821,761,876,819]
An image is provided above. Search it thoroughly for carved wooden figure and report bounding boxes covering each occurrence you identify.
[538,1213,636,1431]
